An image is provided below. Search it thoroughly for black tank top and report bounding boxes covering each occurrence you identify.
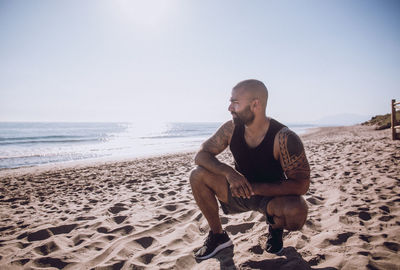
[229,118,286,183]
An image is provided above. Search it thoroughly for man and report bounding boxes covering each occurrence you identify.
[190,79,310,260]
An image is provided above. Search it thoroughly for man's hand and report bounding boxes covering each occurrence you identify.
[226,170,255,199]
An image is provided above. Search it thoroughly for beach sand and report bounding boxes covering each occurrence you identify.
[0,125,399,269]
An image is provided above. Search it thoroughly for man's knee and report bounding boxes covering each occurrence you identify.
[285,197,308,231]
[189,166,228,202]
[189,166,206,187]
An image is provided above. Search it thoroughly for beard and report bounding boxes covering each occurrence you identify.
[232,105,255,126]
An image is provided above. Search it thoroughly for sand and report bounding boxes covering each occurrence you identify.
[0,125,399,270]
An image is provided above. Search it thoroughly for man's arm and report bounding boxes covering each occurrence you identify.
[194,121,234,176]
[194,121,254,198]
[252,127,310,196]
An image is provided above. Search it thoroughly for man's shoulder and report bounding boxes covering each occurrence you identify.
[218,120,235,143]
[199,120,234,154]
[276,126,304,156]
[221,120,235,129]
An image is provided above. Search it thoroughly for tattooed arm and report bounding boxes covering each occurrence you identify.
[195,120,254,198]
[252,127,310,196]
[194,120,235,175]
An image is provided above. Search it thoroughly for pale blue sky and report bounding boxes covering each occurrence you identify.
[1,0,399,124]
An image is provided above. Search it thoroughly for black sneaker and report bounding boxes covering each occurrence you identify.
[194,230,233,260]
[266,225,283,254]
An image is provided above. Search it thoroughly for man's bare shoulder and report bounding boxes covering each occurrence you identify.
[276,127,310,180]
[277,127,304,157]
[200,120,235,155]
[219,120,235,143]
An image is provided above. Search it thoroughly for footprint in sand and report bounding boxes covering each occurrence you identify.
[249,244,264,255]
[109,225,134,235]
[11,259,30,267]
[108,203,127,214]
[384,242,399,252]
[34,241,59,255]
[140,253,156,264]
[33,257,69,269]
[358,251,370,256]
[75,216,96,221]
[378,215,394,222]
[155,214,167,221]
[102,261,126,269]
[328,232,355,245]
[359,234,372,243]
[135,236,155,249]
[97,225,134,235]
[164,204,177,212]
[220,217,229,225]
[358,211,372,221]
[113,215,128,224]
[0,226,14,233]
[308,254,326,266]
[27,229,52,242]
[162,249,174,256]
[72,234,90,246]
[225,222,255,235]
[48,224,77,235]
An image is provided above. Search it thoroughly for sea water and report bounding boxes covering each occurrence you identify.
[0,122,315,169]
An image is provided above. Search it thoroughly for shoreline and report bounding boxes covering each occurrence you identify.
[1,125,399,269]
[0,150,197,178]
[0,122,317,171]
[0,124,342,175]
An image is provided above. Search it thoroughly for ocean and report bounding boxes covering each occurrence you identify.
[0,122,315,169]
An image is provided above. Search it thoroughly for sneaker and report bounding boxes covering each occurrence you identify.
[194,230,233,260]
[266,225,283,254]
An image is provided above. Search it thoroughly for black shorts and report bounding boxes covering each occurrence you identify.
[218,184,274,220]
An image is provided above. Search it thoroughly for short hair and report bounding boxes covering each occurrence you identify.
[233,79,268,106]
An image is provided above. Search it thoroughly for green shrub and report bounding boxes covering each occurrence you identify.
[362,112,400,130]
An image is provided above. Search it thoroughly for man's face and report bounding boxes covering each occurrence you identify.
[228,89,255,125]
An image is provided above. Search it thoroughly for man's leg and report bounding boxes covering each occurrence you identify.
[263,195,307,254]
[266,195,308,230]
[190,166,233,260]
[189,166,229,233]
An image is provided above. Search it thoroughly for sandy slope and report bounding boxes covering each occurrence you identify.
[0,125,399,269]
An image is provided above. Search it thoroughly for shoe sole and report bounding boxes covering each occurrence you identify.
[195,240,233,260]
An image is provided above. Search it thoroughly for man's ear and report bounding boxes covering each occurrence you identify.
[251,99,259,110]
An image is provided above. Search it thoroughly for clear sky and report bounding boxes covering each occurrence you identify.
[1,0,399,124]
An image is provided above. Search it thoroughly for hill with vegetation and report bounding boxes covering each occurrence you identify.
[362,112,400,130]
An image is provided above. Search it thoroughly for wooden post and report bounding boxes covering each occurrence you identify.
[392,99,397,140]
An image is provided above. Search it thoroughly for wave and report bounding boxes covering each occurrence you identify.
[0,136,105,145]
[0,135,79,141]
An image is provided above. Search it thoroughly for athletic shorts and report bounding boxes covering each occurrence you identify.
[218,184,274,223]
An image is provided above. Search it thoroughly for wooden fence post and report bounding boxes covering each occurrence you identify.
[392,99,400,140]
[392,99,396,140]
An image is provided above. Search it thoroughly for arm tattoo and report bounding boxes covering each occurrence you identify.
[201,121,234,155]
[278,127,310,180]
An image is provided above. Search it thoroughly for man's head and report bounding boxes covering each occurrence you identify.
[228,79,268,125]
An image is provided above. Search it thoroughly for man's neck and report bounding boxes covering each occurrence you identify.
[245,116,270,136]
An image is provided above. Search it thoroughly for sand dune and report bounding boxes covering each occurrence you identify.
[0,125,399,269]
